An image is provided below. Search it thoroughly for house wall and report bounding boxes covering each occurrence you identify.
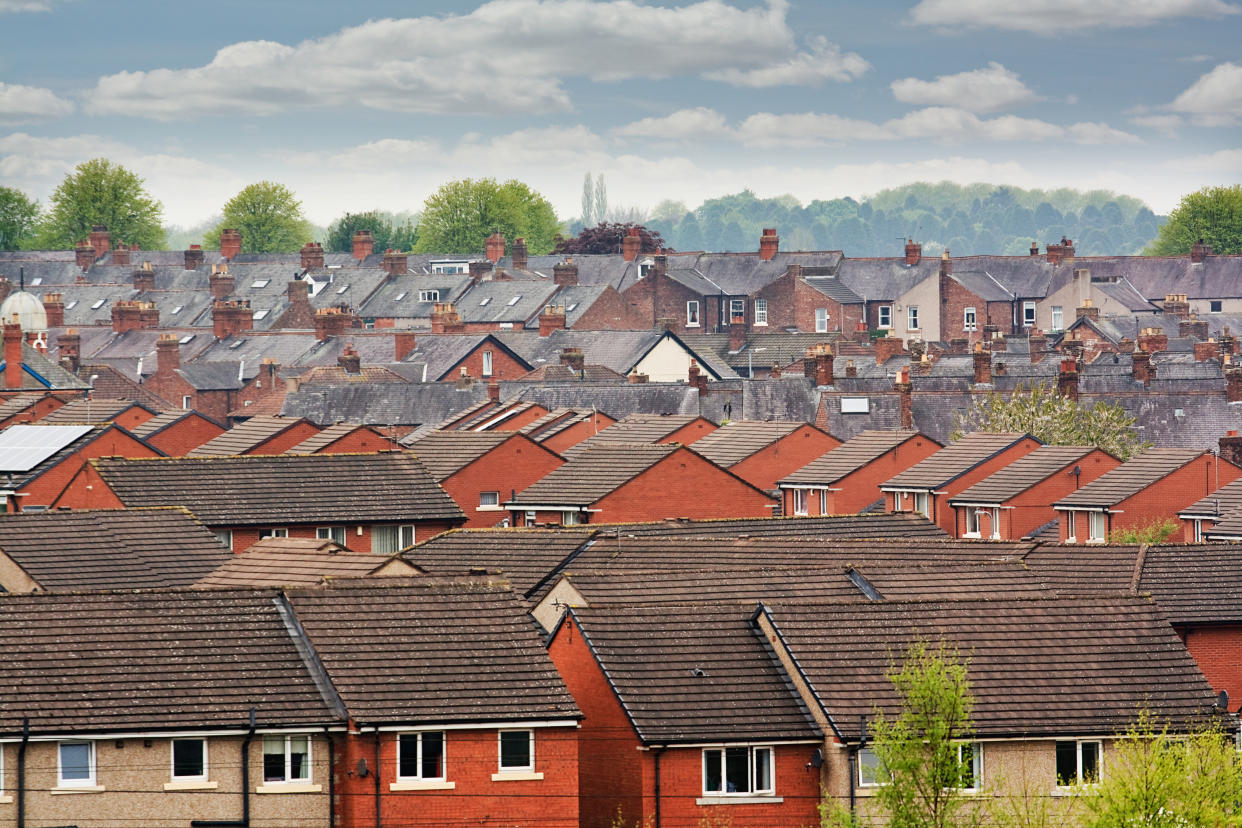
[660,418,718,446]
[446,344,528,382]
[780,433,941,516]
[538,413,616,455]
[619,271,704,336]
[21,429,161,508]
[589,450,776,524]
[940,275,991,347]
[753,270,864,335]
[567,286,650,330]
[1180,625,1242,711]
[143,416,227,457]
[310,429,400,454]
[631,337,712,384]
[727,426,841,493]
[895,276,940,345]
[0,394,66,427]
[1113,454,1242,535]
[221,520,461,555]
[241,421,321,455]
[443,436,564,528]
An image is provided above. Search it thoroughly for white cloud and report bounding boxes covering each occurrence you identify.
[85,0,866,120]
[613,107,730,140]
[1165,147,1242,173]
[908,0,1239,31]
[1170,62,1242,125]
[0,0,53,11]
[0,83,74,124]
[891,62,1038,113]
[1128,114,1184,136]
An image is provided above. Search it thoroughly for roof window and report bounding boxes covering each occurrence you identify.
[253,309,269,320]
[90,299,105,310]
[507,295,522,306]
[394,292,407,302]
[171,305,183,315]
[251,279,270,289]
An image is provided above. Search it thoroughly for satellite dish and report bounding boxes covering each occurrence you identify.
[1218,690,1230,710]
[809,748,824,769]
[355,757,369,778]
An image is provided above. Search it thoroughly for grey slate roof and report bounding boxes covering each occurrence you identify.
[457,281,559,324]
[282,382,491,427]
[1055,448,1205,508]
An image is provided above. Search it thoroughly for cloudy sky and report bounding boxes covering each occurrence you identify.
[1,0,1240,228]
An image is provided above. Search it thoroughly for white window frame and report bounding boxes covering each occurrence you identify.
[964,506,1000,539]
[257,528,288,539]
[754,299,768,327]
[397,731,446,781]
[963,307,977,332]
[57,741,96,788]
[1051,306,1064,332]
[372,524,416,554]
[956,743,982,791]
[815,307,828,333]
[418,290,440,302]
[562,510,582,526]
[1055,740,1101,787]
[913,491,930,519]
[498,730,534,772]
[216,530,233,551]
[1087,511,1107,543]
[908,305,920,331]
[701,745,774,796]
[1211,300,1223,313]
[479,491,500,509]
[171,738,208,782]
[793,489,809,516]
[878,305,892,329]
[182,395,192,410]
[262,735,311,784]
[819,490,828,514]
[1023,301,1036,327]
[481,351,493,377]
[524,510,536,527]
[729,298,745,321]
[1193,519,1203,543]
[858,746,882,787]
[316,526,347,545]
[686,301,700,327]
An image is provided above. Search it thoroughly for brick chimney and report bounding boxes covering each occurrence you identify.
[1221,430,1242,466]
[1228,365,1242,403]
[1194,339,1220,362]
[338,343,361,375]
[688,358,708,393]
[1077,298,1099,320]
[769,364,782,378]
[132,261,155,292]
[3,319,22,389]
[487,379,500,402]
[300,242,324,271]
[1030,241,1039,257]
[845,359,857,378]
[758,228,779,261]
[728,314,747,352]
[894,366,913,429]
[210,264,235,299]
[874,335,904,365]
[622,228,641,262]
[972,342,991,385]
[1132,349,1153,386]
[553,258,579,287]
[219,229,242,261]
[1029,330,1047,363]
[469,261,491,285]
[904,239,922,266]
[352,230,374,262]
[1180,314,1209,341]
[212,299,254,340]
[1046,240,1064,266]
[1191,238,1213,264]
[627,370,649,384]
[313,307,355,342]
[42,293,64,328]
[540,305,566,337]
[75,241,95,270]
[560,347,584,372]
[112,243,130,267]
[1164,293,1191,320]
[485,232,505,264]
[184,245,205,271]
[156,332,180,376]
[111,300,159,334]
[511,237,528,270]
[57,328,79,374]
[89,225,110,261]
[394,331,417,361]
[429,302,464,334]
[939,249,952,275]
[1057,357,1079,401]
[803,344,834,387]
[1061,238,1075,263]
[1138,327,1168,354]
[1220,327,1237,357]
[381,249,408,276]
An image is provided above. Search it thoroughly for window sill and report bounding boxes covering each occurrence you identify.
[391,780,455,791]
[491,770,543,782]
[476,505,505,512]
[256,783,321,794]
[696,796,783,805]
[0,796,10,804]
[164,780,218,791]
[753,322,767,327]
[686,323,701,328]
[51,785,105,794]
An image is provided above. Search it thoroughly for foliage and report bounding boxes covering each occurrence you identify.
[870,641,975,828]
[951,383,1151,460]
[204,181,312,254]
[413,178,561,255]
[38,158,165,249]
[0,187,39,250]
[1146,185,1242,256]
[325,210,419,253]
[163,214,221,250]
[553,222,671,255]
[1109,518,1180,544]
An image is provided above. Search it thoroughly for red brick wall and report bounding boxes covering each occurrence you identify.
[660,418,718,446]
[219,520,460,554]
[23,428,162,508]
[51,463,125,509]
[108,405,158,431]
[311,428,400,454]
[443,436,564,527]
[540,413,616,455]
[569,285,650,330]
[590,449,776,523]
[242,421,321,455]
[142,415,227,457]
[1114,454,1242,535]
[727,426,841,493]
[755,271,863,335]
[1,394,66,427]
[782,433,941,516]
[336,726,579,828]
[620,272,707,335]
[940,274,990,347]
[1181,625,1242,710]
[447,344,529,382]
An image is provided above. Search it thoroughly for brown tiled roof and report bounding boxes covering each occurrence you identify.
[566,413,704,456]
[78,363,173,411]
[90,451,464,525]
[781,430,932,486]
[1205,514,1242,538]
[0,393,51,423]
[952,445,1100,504]
[226,385,287,419]
[298,364,410,384]
[883,432,1034,490]
[570,603,820,743]
[39,397,155,424]
[195,537,421,588]
[1021,544,1140,597]
[130,409,224,440]
[1055,448,1205,508]
[286,422,388,455]
[599,512,948,539]
[0,507,230,591]
[289,582,580,725]
[1181,477,1242,518]
[688,420,806,467]
[509,443,678,506]
[188,415,314,457]
[405,528,593,598]
[763,596,1223,740]
[407,430,516,480]
[0,588,339,735]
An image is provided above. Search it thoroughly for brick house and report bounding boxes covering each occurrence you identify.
[284,422,399,454]
[779,429,942,516]
[508,443,777,526]
[570,412,718,453]
[0,392,67,428]
[752,264,865,335]
[38,397,159,430]
[52,451,465,552]
[688,420,841,493]
[0,423,163,510]
[188,415,320,457]
[408,431,565,528]
[948,445,1122,540]
[1054,448,1242,543]
[881,432,1044,535]
[128,410,227,456]
[194,536,422,586]
[517,408,617,454]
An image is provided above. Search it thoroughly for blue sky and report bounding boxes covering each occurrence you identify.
[1,0,1240,229]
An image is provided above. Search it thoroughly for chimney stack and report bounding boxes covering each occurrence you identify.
[429,302,464,334]
[1077,298,1099,320]
[1191,238,1213,264]
[468,261,491,285]
[1137,326,1168,354]
[939,249,952,275]
[75,241,95,270]
[1132,349,1154,386]
[300,242,324,271]
[352,230,374,262]
[728,314,747,353]
[485,232,505,264]
[1030,241,1039,257]
[88,225,110,261]
[209,264,235,299]
[894,366,913,429]
[845,359,857,378]
[394,331,417,362]
[184,245,205,271]
[1228,365,1242,403]
[42,293,64,328]
[219,229,242,261]
[1164,293,1191,320]
[1180,314,1209,341]
[156,332,181,376]
[1028,330,1047,363]
[622,228,641,262]
[1057,357,1079,401]
[57,328,80,374]
[212,299,254,340]
[381,249,408,276]
[1194,339,1220,362]
[132,261,155,292]
[3,319,22,389]
[539,305,567,337]
[758,228,779,261]
[511,237,528,270]
[874,335,904,366]
[972,342,991,385]
[313,307,355,342]
[803,344,834,387]
[337,343,361,375]
[627,370,649,384]
[111,300,159,334]
[553,258,579,287]
[112,242,130,267]
[687,358,708,393]
[904,239,921,266]
[1221,430,1242,466]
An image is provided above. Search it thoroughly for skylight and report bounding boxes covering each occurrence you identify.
[567,303,578,312]
[179,335,195,344]
[171,305,183,315]
[480,297,491,306]
[65,300,77,310]
[253,309,269,320]
[30,277,42,286]
[91,299,105,310]
[336,284,348,294]
[251,279,270,288]
[507,295,522,306]
[228,340,244,349]
[394,292,407,302]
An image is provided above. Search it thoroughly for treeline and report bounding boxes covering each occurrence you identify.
[640,183,1166,257]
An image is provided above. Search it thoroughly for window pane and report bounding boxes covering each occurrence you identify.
[704,750,723,792]
[263,736,285,781]
[500,731,531,769]
[958,744,976,788]
[421,732,444,779]
[372,525,398,555]
[173,739,205,778]
[753,748,772,792]
[400,525,416,548]
[60,743,91,781]
[289,736,309,781]
[1055,741,1077,785]
[1081,742,1100,782]
[398,734,419,778]
[724,747,749,793]
[858,748,881,785]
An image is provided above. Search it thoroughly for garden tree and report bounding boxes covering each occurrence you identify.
[325,210,417,253]
[1147,184,1242,256]
[951,384,1151,460]
[1109,518,1180,544]
[0,187,39,250]
[593,173,607,226]
[553,222,671,255]
[39,158,165,249]
[413,178,561,255]
[205,181,312,254]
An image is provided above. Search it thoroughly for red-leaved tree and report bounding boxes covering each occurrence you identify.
[553,222,672,255]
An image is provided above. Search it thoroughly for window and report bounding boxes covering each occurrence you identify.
[1087,511,1106,543]
[754,299,768,327]
[729,298,745,321]
[702,746,773,796]
[30,277,42,286]
[263,735,310,784]
[908,305,920,330]
[858,747,881,786]
[820,491,828,514]
[507,295,522,306]
[253,309,269,321]
[686,301,700,327]
[58,741,95,787]
[66,300,78,310]
[1056,740,1100,786]
[793,489,809,516]
[639,262,652,278]
[172,739,207,781]
[91,298,106,310]
[171,305,183,315]
[878,305,892,329]
[1193,519,1203,543]
[524,510,536,527]
[182,395,192,410]
[251,279,270,289]
[562,510,582,526]
[481,351,493,377]
[316,526,347,545]
[479,491,500,508]
[956,743,982,790]
[499,730,533,771]
[965,506,999,539]
[398,732,445,780]
[336,284,348,295]
[258,528,288,539]
[1051,306,1064,331]
[394,292,407,302]
[1023,301,1036,327]
[215,530,233,551]
[479,297,492,306]
[963,307,977,332]
[372,525,416,554]
[1211,300,1223,313]
[815,307,829,333]
[418,290,440,302]
[913,492,930,519]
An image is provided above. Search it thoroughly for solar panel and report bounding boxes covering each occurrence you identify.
[0,425,94,472]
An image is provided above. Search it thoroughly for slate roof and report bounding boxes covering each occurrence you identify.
[456,281,559,324]
[188,415,314,457]
[951,445,1102,504]
[194,537,417,588]
[78,362,173,410]
[506,382,702,420]
[405,529,594,598]
[89,452,464,525]
[10,342,90,391]
[0,507,229,591]
[509,443,677,506]
[882,432,1034,490]
[803,275,864,304]
[289,582,580,725]
[178,361,244,391]
[1055,448,1205,508]
[687,420,807,467]
[782,430,931,486]
[357,273,472,321]
[947,269,1015,302]
[282,382,491,427]
[407,431,518,481]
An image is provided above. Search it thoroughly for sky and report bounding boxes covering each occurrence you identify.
[0,0,1240,229]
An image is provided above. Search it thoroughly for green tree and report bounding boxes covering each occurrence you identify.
[0,187,39,251]
[206,181,312,254]
[951,383,1151,460]
[39,158,164,249]
[413,178,561,255]
[1109,518,1180,544]
[870,641,976,828]
[326,210,396,253]
[1146,185,1242,256]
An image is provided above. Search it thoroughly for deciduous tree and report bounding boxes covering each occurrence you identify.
[1146,184,1242,256]
[413,178,561,255]
[206,181,312,253]
[553,222,670,255]
[39,158,165,249]
[0,187,39,250]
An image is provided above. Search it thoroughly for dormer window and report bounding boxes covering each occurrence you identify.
[418,290,440,302]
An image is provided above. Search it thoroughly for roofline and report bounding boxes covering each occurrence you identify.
[437,333,534,382]
[751,602,844,742]
[558,607,647,743]
[779,432,928,487]
[882,433,1043,491]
